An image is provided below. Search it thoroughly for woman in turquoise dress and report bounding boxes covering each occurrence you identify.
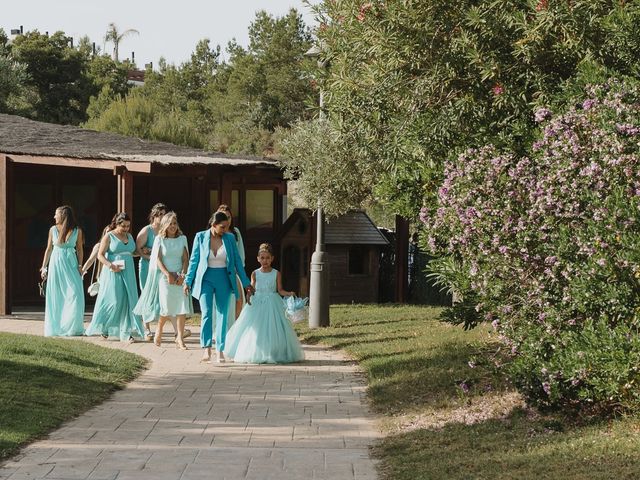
[135,212,192,350]
[135,203,167,338]
[86,213,145,342]
[39,206,85,337]
[224,243,304,364]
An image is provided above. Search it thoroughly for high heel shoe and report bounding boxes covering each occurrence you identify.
[176,339,188,351]
[216,351,226,363]
[153,333,162,347]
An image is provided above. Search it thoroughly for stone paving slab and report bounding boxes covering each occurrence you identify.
[0,318,380,479]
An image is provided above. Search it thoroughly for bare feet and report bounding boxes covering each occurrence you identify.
[216,351,226,363]
[200,347,211,363]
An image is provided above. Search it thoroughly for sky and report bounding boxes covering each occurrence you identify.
[2,0,319,67]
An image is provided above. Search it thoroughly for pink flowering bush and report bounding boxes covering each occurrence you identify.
[421,79,640,411]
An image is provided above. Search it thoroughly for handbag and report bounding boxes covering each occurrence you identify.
[87,260,100,297]
[38,279,47,298]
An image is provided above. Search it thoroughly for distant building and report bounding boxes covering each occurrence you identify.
[126,69,145,87]
[277,209,389,304]
[0,113,287,313]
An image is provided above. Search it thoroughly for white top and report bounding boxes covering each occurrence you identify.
[208,241,227,268]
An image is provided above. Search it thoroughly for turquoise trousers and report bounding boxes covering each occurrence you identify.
[198,267,231,351]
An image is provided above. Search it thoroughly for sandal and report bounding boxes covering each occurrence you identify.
[153,334,162,347]
[176,339,188,351]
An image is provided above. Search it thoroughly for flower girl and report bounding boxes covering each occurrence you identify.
[224,243,304,364]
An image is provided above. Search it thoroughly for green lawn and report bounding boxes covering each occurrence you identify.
[0,333,147,460]
[295,305,640,480]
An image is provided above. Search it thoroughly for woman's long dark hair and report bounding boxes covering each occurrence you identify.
[108,212,131,231]
[217,204,237,239]
[57,205,78,244]
[209,211,228,227]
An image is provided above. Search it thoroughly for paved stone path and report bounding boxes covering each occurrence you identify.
[0,318,380,480]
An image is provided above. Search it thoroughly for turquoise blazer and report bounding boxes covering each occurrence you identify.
[185,231,251,300]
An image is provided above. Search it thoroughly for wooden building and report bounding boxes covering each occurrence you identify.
[277,209,389,304]
[0,113,287,314]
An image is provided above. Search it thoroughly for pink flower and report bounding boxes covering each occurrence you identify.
[492,84,504,96]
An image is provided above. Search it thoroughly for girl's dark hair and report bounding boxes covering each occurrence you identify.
[108,212,131,231]
[209,211,229,227]
[148,203,168,223]
[57,205,78,244]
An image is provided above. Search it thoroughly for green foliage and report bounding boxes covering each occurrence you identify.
[86,92,204,148]
[283,0,640,218]
[88,10,314,155]
[0,333,146,460]
[420,78,640,411]
[0,30,30,114]
[277,118,375,216]
[11,31,95,124]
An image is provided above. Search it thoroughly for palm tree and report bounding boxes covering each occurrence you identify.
[104,23,139,62]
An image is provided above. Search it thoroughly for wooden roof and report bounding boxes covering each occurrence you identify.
[280,209,389,245]
[0,113,278,167]
[325,211,389,245]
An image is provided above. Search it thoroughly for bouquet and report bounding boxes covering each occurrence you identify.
[283,296,309,324]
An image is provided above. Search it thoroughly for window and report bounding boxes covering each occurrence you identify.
[246,190,274,230]
[231,190,239,219]
[209,190,219,215]
[348,246,369,275]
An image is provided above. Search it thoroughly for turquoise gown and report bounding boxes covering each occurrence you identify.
[138,225,159,323]
[134,235,193,318]
[85,232,145,341]
[44,227,85,337]
[224,269,304,364]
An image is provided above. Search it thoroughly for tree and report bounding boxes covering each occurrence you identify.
[104,23,139,62]
[0,29,30,114]
[279,0,640,218]
[11,30,94,124]
[89,10,315,155]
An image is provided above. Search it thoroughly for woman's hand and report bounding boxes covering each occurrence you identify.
[183,283,190,296]
[109,263,122,272]
[141,247,151,256]
[39,267,47,280]
[166,272,176,285]
[244,285,255,305]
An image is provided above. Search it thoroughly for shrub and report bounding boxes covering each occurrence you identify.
[420,78,640,411]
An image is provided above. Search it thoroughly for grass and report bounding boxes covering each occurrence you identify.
[0,333,147,460]
[295,305,640,480]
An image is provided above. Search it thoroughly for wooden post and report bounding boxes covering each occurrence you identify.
[220,171,232,207]
[395,215,409,303]
[114,166,134,218]
[0,155,11,314]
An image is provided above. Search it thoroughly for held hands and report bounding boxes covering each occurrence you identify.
[244,285,255,306]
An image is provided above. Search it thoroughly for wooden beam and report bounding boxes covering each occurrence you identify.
[395,215,409,304]
[113,166,134,217]
[220,171,232,207]
[0,155,10,314]
[7,154,152,173]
